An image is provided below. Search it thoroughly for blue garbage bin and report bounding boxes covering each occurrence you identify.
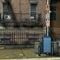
[42,36,51,54]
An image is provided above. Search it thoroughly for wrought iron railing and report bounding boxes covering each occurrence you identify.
[0,29,44,45]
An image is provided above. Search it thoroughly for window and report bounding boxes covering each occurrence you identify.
[50,6,56,21]
[3,1,11,14]
[30,4,37,20]
[30,0,38,3]
[50,12,56,21]
[50,6,56,11]
[3,4,9,13]
[50,0,57,4]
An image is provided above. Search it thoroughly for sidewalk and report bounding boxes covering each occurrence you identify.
[0,57,60,60]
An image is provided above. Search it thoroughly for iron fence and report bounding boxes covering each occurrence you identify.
[0,29,44,47]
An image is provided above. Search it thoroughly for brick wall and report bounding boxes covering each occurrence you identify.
[0,0,46,27]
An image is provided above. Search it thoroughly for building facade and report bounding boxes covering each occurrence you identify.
[0,0,60,45]
[0,0,46,45]
[0,0,46,27]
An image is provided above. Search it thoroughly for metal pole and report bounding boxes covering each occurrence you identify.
[46,0,50,36]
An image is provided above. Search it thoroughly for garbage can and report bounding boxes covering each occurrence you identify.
[42,36,51,54]
[52,41,58,55]
[34,41,41,55]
